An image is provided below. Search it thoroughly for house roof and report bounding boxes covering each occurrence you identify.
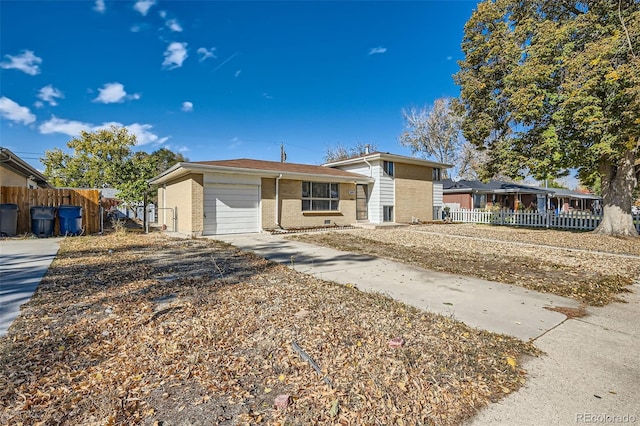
[442,179,601,199]
[323,151,453,169]
[0,147,51,188]
[547,187,601,200]
[442,179,551,195]
[149,158,374,185]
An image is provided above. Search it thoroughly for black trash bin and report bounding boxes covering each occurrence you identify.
[58,205,83,236]
[31,206,56,238]
[0,203,19,237]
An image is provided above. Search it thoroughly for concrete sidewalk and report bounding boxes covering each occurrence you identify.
[0,238,61,336]
[215,232,640,424]
[469,285,640,425]
[213,232,579,341]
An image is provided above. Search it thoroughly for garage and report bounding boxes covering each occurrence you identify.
[203,184,259,235]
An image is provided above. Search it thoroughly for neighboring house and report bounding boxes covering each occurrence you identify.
[443,179,600,212]
[149,154,451,236]
[547,188,602,213]
[0,147,50,189]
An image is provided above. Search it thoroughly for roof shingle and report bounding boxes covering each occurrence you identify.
[191,158,364,178]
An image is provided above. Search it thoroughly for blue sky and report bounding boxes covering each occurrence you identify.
[1,0,478,172]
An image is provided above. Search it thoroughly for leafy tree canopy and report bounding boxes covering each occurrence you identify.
[42,126,186,204]
[455,0,640,235]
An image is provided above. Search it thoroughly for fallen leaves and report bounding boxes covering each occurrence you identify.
[290,225,640,306]
[0,232,538,425]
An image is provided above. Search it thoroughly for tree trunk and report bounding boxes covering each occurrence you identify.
[594,151,637,236]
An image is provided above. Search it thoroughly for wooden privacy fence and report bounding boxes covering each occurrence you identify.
[447,208,640,233]
[0,186,101,235]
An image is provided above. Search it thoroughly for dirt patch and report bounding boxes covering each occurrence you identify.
[544,305,588,319]
[289,225,640,306]
[0,232,538,425]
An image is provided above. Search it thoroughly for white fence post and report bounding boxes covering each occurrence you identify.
[445,208,640,233]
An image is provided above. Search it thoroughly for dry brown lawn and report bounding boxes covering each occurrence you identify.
[0,232,537,426]
[289,223,640,306]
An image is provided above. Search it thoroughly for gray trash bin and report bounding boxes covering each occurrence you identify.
[0,203,19,237]
[31,206,56,238]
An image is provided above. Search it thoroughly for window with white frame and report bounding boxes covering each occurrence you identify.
[302,182,339,211]
[383,161,394,176]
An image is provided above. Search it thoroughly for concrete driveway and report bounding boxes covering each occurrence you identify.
[213,232,579,341]
[213,232,640,425]
[0,238,61,336]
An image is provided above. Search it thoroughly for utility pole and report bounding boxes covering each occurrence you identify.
[280,143,287,163]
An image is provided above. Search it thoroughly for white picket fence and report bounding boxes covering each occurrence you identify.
[446,208,640,233]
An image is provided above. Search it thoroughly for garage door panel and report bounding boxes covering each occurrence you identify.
[204,184,259,235]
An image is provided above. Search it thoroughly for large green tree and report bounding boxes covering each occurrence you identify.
[42,126,135,189]
[42,126,186,204]
[455,0,640,235]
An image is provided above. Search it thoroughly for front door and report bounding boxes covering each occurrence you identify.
[356,184,368,220]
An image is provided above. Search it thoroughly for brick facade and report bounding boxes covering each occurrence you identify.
[191,174,204,236]
[394,163,434,222]
[262,178,357,229]
[159,173,200,235]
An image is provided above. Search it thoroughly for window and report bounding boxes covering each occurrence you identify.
[383,161,394,176]
[302,182,339,211]
[432,168,441,181]
[473,194,487,209]
[383,205,394,222]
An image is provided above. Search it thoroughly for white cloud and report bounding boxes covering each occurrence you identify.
[166,18,183,32]
[235,70,241,78]
[93,82,140,103]
[39,116,91,136]
[262,92,273,99]
[123,123,168,145]
[133,0,155,16]
[197,47,216,62]
[181,101,193,112]
[164,143,189,153]
[446,55,453,61]
[0,50,42,75]
[93,0,105,13]
[37,85,64,106]
[0,96,36,125]
[39,116,167,145]
[368,46,387,55]
[163,42,188,69]
[159,10,166,18]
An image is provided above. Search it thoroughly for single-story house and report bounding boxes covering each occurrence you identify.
[443,179,601,213]
[547,188,602,213]
[0,147,50,189]
[149,153,450,236]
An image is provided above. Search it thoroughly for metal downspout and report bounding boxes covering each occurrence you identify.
[275,174,282,228]
[363,157,372,177]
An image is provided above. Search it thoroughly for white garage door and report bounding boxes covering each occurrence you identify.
[204,184,259,235]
